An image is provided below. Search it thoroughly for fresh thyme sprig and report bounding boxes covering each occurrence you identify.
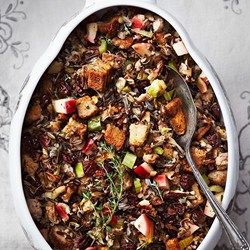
[99,141,124,223]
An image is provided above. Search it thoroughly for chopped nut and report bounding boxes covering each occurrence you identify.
[22,154,38,176]
[27,199,42,221]
[25,103,42,124]
[143,153,158,164]
[215,152,228,170]
[191,183,204,207]
[45,201,59,224]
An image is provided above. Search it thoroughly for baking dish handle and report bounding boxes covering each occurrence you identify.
[84,0,156,8]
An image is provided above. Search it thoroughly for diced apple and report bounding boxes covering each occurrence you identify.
[55,203,70,222]
[204,192,224,217]
[85,248,97,250]
[109,215,118,226]
[131,14,145,29]
[182,219,199,234]
[52,98,76,114]
[86,22,98,43]
[134,214,154,242]
[154,174,169,189]
[152,18,164,32]
[134,162,154,178]
[132,43,153,57]
[172,41,188,56]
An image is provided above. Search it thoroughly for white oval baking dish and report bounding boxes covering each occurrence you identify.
[9,0,239,249]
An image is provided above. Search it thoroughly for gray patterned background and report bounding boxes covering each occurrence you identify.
[0,0,249,249]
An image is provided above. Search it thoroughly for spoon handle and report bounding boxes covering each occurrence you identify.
[186,148,250,250]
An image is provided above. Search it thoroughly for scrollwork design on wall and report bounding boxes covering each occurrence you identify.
[0,85,12,152]
[0,0,30,69]
[223,0,242,15]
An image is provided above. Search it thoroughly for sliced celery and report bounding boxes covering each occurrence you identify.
[153,146,164,155]
[164,89,175,101]
[202,174,210,185]
[99,39,107,54]
[134,178,142,193]
[147,79,167,98]
[122,152,137,169]
[168,61,177,71]
[209,185,224,193]
[179,235,193,250]
[75,162,84,178]
[88,116,102,132]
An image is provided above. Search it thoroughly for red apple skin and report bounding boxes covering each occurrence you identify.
[65,99,76,114]
[85,247,97,250]
[55,204,69,221]
[134,214,154,243]
[134,165,150,178]
[154,174,169,189]
[131,16,144,29]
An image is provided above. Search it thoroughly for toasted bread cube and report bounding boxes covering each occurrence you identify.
[104,124,125,150]
[170,109,186,135]
[208,170,227,186]
[192,182,204,207]
[98,16,120,35]
[166,238,181,250]
[83,59,112,92]
[129,123,149,147]
[62,118,87,139]
[112,37,133,49]
[191,147,207,168]
[165,97,182,117]
[25,103,42,124]
[76,96,98,119]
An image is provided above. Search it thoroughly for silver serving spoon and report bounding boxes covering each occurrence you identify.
[167,67,250,250]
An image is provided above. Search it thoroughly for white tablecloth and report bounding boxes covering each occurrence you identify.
[0,0,249,249]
